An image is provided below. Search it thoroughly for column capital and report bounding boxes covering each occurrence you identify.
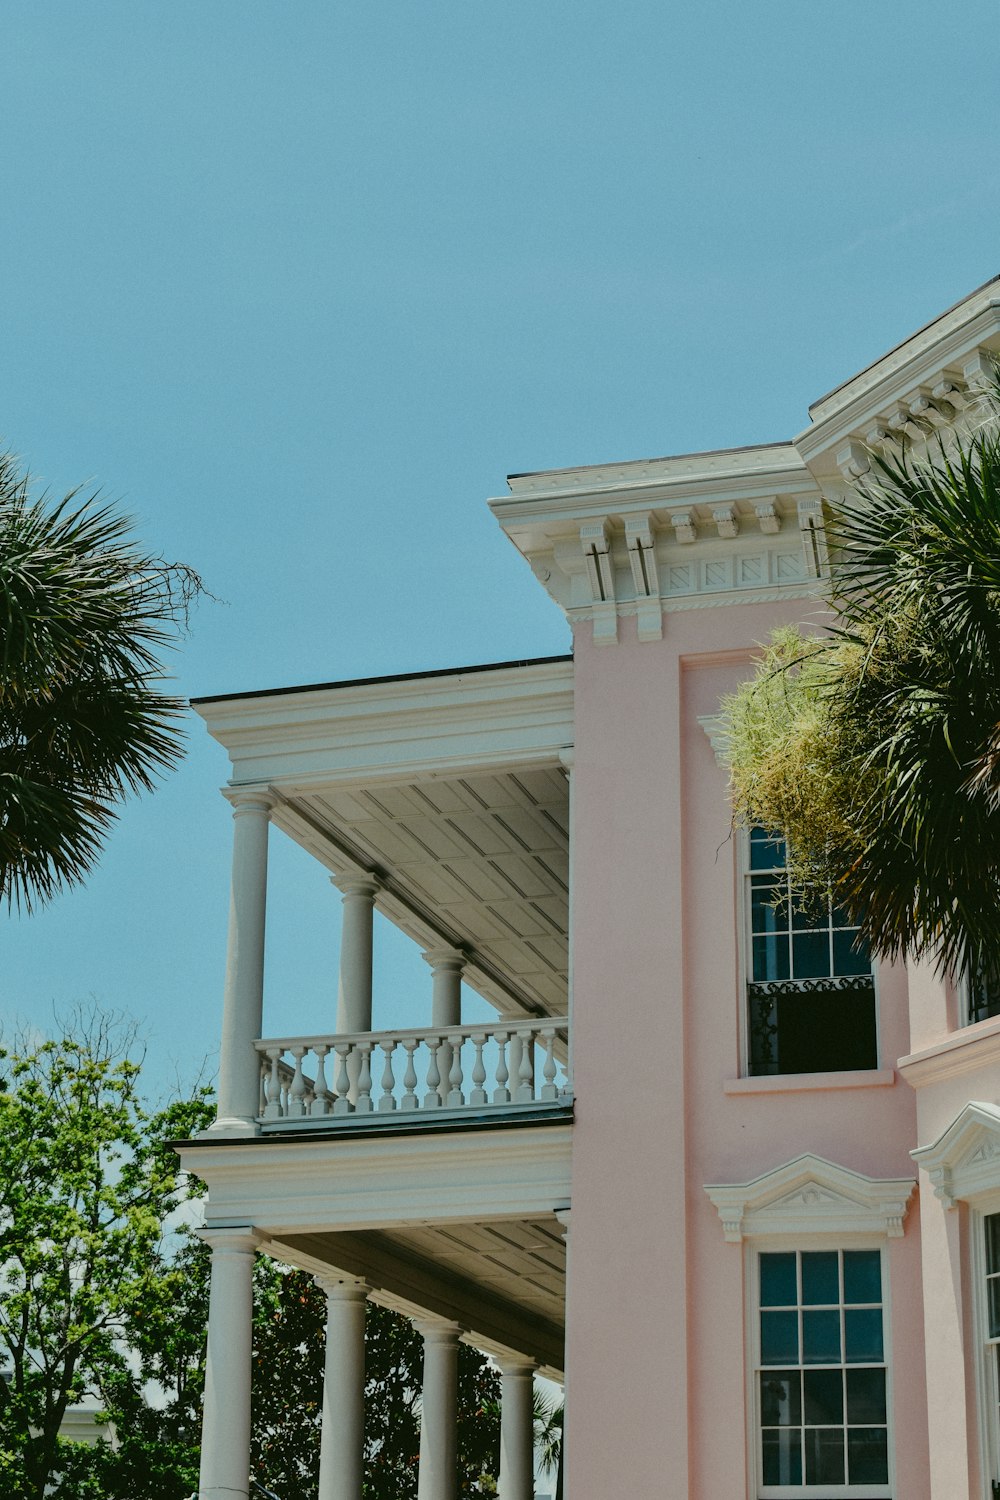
[558,746,575,773]
[421,945,466,972]
[331,871,381,899]
[497,1355,537,1377]
[197,1225,259,1255]
[222,785,275,816]
[414,1317,463,1342]
[313,1273,369,1303]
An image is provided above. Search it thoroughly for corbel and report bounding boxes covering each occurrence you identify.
[753,500,780,535]
[797,497,829,579]
[624,514,663,642]
[931,376,967,413]
[712,504,739,539]
[671,510,697,545]
[580,520,618,646]
[963,349,995,392]
[835,439,870,481]
[905,388,949,430]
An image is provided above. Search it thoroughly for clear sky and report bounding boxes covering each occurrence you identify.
[3,0,999,1099]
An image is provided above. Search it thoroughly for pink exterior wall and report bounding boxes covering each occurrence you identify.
[565,604,931,1498]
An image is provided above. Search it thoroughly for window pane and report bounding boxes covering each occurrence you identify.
[988,1278,1000,1340]
[845,1308,884,1363]
[760,1371,801,1426]
[760,1252,797,1307]
[802,1309,841,1364]
[803,1368,843,1425]
[801,1251,839,1305]
[804,1427,845,1484]
[792,930,831,979]
[847,1367,886,1424]
[790,895,827,932]
[843,1249,882,1304]
[986,1214,1000,1276]
[751,876,787,932]
[752,933,790,982]
[761,1427,802,1485]
[847,1426,889,1484]
[750,828,786,870]
[833,927,872,976]
[761,1310,799,1365]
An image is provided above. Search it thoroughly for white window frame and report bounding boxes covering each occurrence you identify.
[738,829,881,1078]
[971,1196,1000,1499]
[748,1235,895,1500]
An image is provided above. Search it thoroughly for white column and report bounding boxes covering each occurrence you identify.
[214,790,272,1131]
[498,1358,536,1500]
[334,875,379,1033]
[416,1320,461,1500]
[317,1277,368,1500]
[198,1228,257,1500]
[423,947,465,1103]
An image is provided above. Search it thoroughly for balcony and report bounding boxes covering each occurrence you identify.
[256,1016,572,1128]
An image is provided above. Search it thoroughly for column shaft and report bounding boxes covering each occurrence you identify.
[423,948,464,1103]
[317,1279,368,1500]
[499,1360,536,1500]
[215,793,271,1131]
[417,1322,461,1500]
[198,1229,257,1500]
[335,877,378,1033]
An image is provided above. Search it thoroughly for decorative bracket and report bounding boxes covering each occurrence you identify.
[580,521,618,646]
[754,501,781,535]
[713,504,739,540]
[671,510,697,545]
[624,514,663,642]
[797,497,829,579]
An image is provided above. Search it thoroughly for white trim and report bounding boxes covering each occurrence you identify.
[704,1155,916,1244]
[910,1100,1000,1209]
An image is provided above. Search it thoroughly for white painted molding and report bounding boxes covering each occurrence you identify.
[698,713,730,765]
[704,1154,916,1244]
[911,1100,1000,1210]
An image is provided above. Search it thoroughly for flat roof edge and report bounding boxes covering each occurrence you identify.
[190,653,574,708]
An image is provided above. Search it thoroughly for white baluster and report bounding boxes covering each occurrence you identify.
[356,1041,374,1113]
[423,1036,442,1109]
[263,1048,284,1120]
[287,1046,309,1116]
[447,1034,464,1108]
[378,1040,397,1111]
[469,1033,488,1107]
[333,1043,354,1115]
[312,1045,332,1116]
[493,1032,510,1105]
[258,1057,267,1118]
[401,1039,420,1111]
[515,1029,535,1103]
[540,1029,559,1101]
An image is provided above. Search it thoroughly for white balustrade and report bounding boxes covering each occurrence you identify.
[255,1018,571,1124]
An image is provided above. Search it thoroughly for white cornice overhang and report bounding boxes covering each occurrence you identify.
[794,275,1000,485]
[491,445,825,643]
[193,658,574,790]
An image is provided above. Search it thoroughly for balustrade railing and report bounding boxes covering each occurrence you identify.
[255,1017,571,1123]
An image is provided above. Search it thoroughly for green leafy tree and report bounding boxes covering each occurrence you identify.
[724,371,1000,980]
[0,1015,213,1500]
[0,452,202,910]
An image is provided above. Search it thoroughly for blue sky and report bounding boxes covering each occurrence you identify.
[3,0,999,1098]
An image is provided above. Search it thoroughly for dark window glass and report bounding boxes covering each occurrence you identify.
[988,1278,1000,1341]
[802,1310,841,1364]
[792,930,830,979]
[967,960,1000,1024]
[846,1367,887,1424]
[804,1427,845,1484]
[804,1368,843,1425]
[760,1252,797,1307]
[847,1426,889,1484]
[761,1311,799,1366]
[986,1213,1000,1275]
[801,1251,839,1306]
[760,1372,801,1426]
[762,1428,802,1485]
[753,934,790,983]
[845,1308,884,1363]
[749,827,787,871]
[749,981,878,1076]
[833,928,872,976]
[843,1250,882,1304]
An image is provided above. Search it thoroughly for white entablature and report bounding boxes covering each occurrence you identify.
[704,1154,916,1244]
[491,275,1000,643]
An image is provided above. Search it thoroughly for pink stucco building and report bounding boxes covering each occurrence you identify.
[181,275,1000,1499]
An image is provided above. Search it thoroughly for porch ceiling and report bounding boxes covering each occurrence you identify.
[277,765,569,1017]
[273,1213,566,1375]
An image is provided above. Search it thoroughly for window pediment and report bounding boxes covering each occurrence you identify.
[911,1100,1000,1209]
[705,1153,915,1243]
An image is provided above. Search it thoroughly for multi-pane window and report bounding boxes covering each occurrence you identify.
[747,829,877,1076]
[983,1214,1000,1487]
[966,964,1000,1027]
[758,1248,890,1494]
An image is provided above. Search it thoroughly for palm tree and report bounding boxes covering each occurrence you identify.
[725,368,1000,981]
[0,452,201,910]
[533,1385,564,1499]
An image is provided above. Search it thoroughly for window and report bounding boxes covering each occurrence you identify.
[757,1247,890,1496]
[983,1214,1000,1491]
[965,963,1000,1027]
[746,829,877,1076]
